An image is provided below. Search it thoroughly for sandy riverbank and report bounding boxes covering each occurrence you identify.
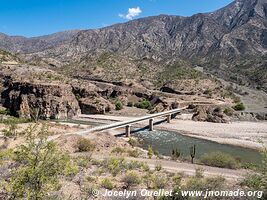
[155,119,267,150]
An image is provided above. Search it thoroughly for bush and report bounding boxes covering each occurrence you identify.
[111,147,125,154]
[115,101,123,110]
[172,174,182,186]
[240,147,267,199]
[155,163,162,171]
[148,145,154,159]
[123,171,141,188]
[200,152,239,169]
[0,108,8,115]
[171,149,181,160]
[233,102,245,111]
[3,122,18,138]
[76,138,96,152]
[127,149,139,158]
[106,157,126,176]
[101,178,114,190]
[128,138,139,147]
[152,174,168,189]
[127,102,134,107]
[6,124,76,199]
[134,100,151,110]
[186,176,225,192]
[223,108,234,116]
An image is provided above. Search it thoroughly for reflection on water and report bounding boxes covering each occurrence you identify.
[134,129,262,164]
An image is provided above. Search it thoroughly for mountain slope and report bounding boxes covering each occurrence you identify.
[0,0,266,89]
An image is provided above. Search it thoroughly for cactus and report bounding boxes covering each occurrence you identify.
[171,149,181,160]
[190,145,196,164]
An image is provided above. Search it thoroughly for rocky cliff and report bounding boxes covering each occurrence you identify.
[1,81,81,119]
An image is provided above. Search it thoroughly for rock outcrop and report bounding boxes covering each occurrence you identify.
[192,105,230,123]
[1,81,81,119]
[79,97,114,114]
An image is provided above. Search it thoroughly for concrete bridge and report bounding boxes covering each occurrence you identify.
[78,106,188,137]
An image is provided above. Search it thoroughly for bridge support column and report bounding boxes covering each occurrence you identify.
[149,119,154,131]
[126,125,131,137]
[167,114,171,123]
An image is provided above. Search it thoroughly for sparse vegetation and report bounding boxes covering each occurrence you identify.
[240,147,267,199]
[128,137,140,147]
[5,124,77,199]
[155,163,162,171]
[122,171,141,188]
[201,151,239,169]
[127,149,139,157]
[2,121,18,138]
[111,147,125,155]
[76,138,96,153]
[157,65,202,86]
[223,107,234,116]
[148,145,154,159]
[101,178,114,190]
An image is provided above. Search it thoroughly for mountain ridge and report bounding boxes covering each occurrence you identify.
[0,0,266,90]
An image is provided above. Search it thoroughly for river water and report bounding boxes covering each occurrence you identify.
[133,129,262,164]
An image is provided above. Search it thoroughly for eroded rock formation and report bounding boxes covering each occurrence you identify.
[1,81,81,119]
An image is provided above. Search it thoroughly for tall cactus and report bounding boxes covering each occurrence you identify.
[190,145,196,164]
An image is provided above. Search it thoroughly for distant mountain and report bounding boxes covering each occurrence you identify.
[0,30,80,53]
[0,0,266,89]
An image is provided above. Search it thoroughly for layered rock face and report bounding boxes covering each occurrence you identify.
[1,82,81,119]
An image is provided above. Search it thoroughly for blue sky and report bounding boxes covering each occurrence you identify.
[0,0,233,37]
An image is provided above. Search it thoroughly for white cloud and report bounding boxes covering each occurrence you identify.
[119,7,142,20]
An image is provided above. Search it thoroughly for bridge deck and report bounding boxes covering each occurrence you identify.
[77,107,188,135]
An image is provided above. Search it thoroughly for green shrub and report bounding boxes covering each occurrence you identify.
[128,138,139,147]
[233,102,245,111]
[76,138,96,152]
[111,147,125,154]
[172,174,182,186]
[240,147,267,199]
[122,171,141,188]
[171,149,181,160]
[0,108,8,115]
[152,174,168,189]
[101,178,114,190]
[148,145,154,159]
[195,167,204,178]
[155,163,162,171]
[186,176,225,192]
[223,108,233,116]
[134,100,151,110]
[3,122,18,138]
[127,149,139,158]
[200,152,239,169]
[106,157,126,176]
[127,102,134,107]
[6,124,75,199]
[115,101,123,110]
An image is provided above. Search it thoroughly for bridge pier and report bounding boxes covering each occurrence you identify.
[167,114,171,123]
[126,125,131,137]
[149,119,154,131]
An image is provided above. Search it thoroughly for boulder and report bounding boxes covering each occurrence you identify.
[1,81,81,119]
